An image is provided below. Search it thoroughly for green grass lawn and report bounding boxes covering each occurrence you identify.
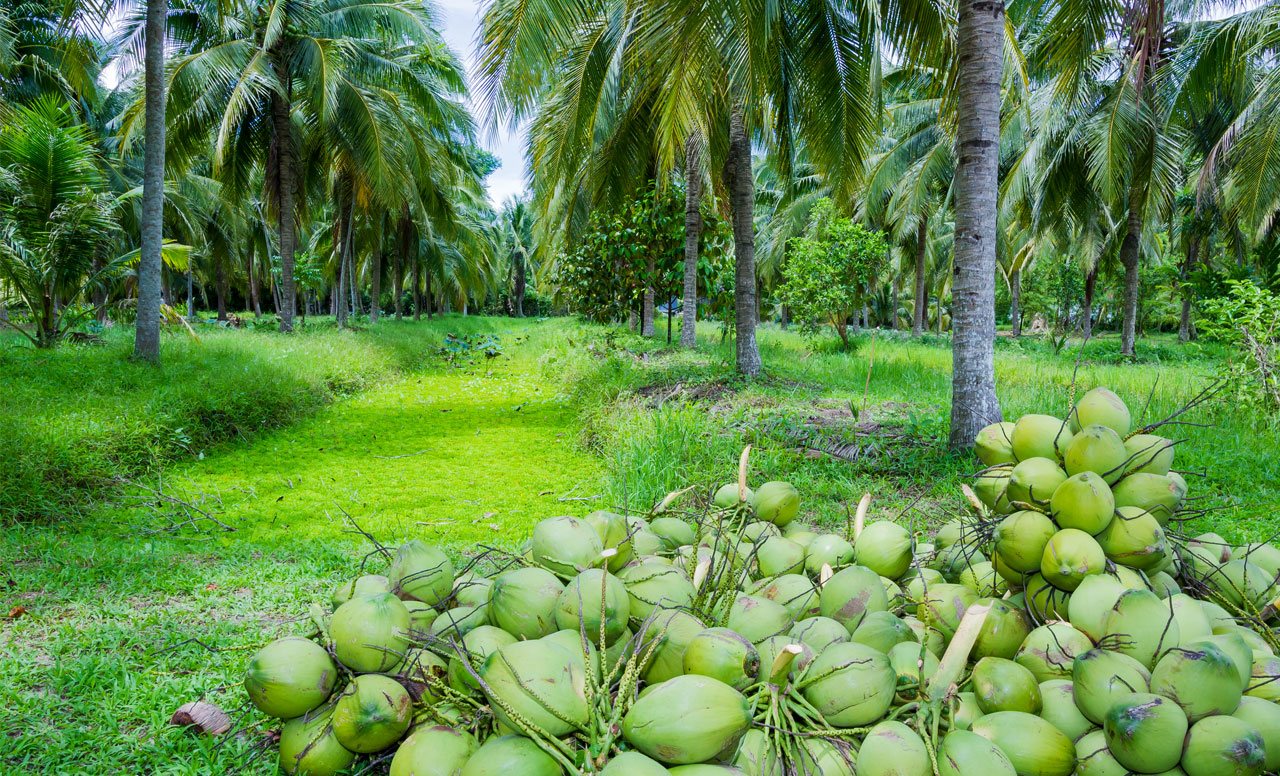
[1,316,1274,773]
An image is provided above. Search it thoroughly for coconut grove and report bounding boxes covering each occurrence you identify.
[3,0,1280,774]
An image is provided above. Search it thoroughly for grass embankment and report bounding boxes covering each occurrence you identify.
[1,316,1274,774]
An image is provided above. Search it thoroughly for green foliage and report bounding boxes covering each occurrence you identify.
[777,199,888,347]
[1199,280,1280,414]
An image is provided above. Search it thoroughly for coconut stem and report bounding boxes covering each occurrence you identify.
[737,445,751,503]
[768,644,804,686]
[854,493,871,540]
[926,602,991,702]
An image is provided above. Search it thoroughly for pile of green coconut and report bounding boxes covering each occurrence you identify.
[242,387,1280,776]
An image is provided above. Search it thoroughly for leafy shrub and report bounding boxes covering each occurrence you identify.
[1199,280,1280,414]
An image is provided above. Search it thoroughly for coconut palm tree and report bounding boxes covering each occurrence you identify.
[499,198,536,317]
[133,0,166,361]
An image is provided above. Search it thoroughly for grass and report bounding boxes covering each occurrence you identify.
[1,315,1276,773]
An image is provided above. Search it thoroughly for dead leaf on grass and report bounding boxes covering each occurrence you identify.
[170,701,231,735]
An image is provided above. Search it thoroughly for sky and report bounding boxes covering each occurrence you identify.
[435,1,527,205]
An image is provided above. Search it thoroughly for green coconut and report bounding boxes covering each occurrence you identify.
[1024,573,1072,623]
[818,564,888,632]
[996,511,1059,574]
[682,628,760,690]
[803,533,855,575]
[1039,679,1093,741]
[650,517,696,551]
[854,521,914,579]
[389,725,478,776]
[973,597,1033,660]
[903,566,946,603]
[388,540,456,606]
[755,536,806,576]
[950,691,983,730]
[631,529,665,558]
[531,516,604,578]
[1217,624,1273,657]
[245,637,337,719]
[1015,622,1093,682]
[975,465,1014,510]
[584,510,635,571]
[1073,648,1153,724]
[972,657,1043,713]
[713,483,755,510]
[1179,533,1233,576]
[1051,472,1116,535]
[850,610,918,653]
[1204,559,1276,610]
[917,582,978,640]
[622,674,751,765]
[888,640,941,698]
[938,729,1018,776]
[331,592,412,673]
[858,720,931,776]
[278,708,356,776]
[332,574,391,608]
[456,573,495,609]
[427,603,489,639]
[1072,388,1132,435]
[740,521,780,544]
[789,616,849,652]
[960,561,1005,597]
[1007,458,1069,506]
[460,735,563,776]
[1167,593,1213,643]
[750,573,820,620]
[640,609,706,684]
[726,594,793,643]
[1068,573,1133,642]
[1150,570,1181,597]
[600,752,669,775]
[801,642,897,726]
[1097,506,1170,570]
[798,737,856,776]
[621,562,695,623]
[1065,425,1130,485]
[1124,434,1176,476]
[1236,542,1280,577]
[1232,696,1280,771]
[1103,692,1188,773]
[666,767,747,775]
[448,625,517,693]
[976,421,1018,466]
[970,710,1077,776]
[1188,635,1253,693]
[403,601,440,635]
[479,639,588,737]
[397,648,448,703]
[488,566,564,640]
[1180,715,1267,776]
[332,673,413,753]
[783,527,818,549]
[1103,588,1180,669]
[753,481,800,526]
[1041,528,1107,591]
[541,629,599,679]
[1074,729,1126,776]
[936,518,979,549]
[1113,473,1184,525]
[1246,651,1280,702]
[1012,414,1074,462]
[555,569,631,645]
[1150,643,1243,721]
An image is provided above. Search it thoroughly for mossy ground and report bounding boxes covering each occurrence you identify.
[1,315,1275,774]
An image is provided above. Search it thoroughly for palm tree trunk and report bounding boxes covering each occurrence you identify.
[133,0,168,362]
[513,251,526,317]
[93,258,109,324]
[248,244,262,316]
[336,199,351,329]
[726,109,761,376]
[1082,266,1097,339]
[948,0,1005,449]
[913,218,928,336]
[270,83,298,333]
[1178,235,1197,343]
[890,275,901,331]
[1010,268,1022,337]
[1119,204,1142,355]
[642,253,656,336]
[412,261,422,321]
[370,248,382,323]
[681,135,703,348]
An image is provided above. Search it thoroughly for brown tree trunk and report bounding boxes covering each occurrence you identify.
[336,197,351,328]
[513,250,526,317]
[1119,203,1143,355]
[412,261,422,321]
[93,257,109,324]
[270,81,298,332]
[133,0,168,362]
[726,109,761,376]
[215,256,228,321]
[1010,268,1022,337]
[370,247,382,323]
[681,135,703,348]
[948,0,1005,449]
[1178,235,1197,343]
[248,243,262,316]
[913,219,928,336]
[1082,266,1097,339]
[642,253,656,336]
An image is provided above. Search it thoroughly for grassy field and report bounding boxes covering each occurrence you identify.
[1,315,1275,773]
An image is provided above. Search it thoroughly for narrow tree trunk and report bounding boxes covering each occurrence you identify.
[395,210,410,321]
[270,81,298,332]
[890,275,902,331]
[681,135,703,348]
[1119,204,1142,355]
[412,261,422,321]
[216,257,228,321]
[513,250,526,317]
[948,0,1005,449]
[642,253,656,336]
[1082,266,1097,339]
[93,257,109,324]
[370,247,382,323]
[1010,268,1022,337]
[336,198,351,329]
[248,244,262,316]
[912,218,928,337]
[726,109,761,376]
[1178,235,1197,344]
[133,0,168,362]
